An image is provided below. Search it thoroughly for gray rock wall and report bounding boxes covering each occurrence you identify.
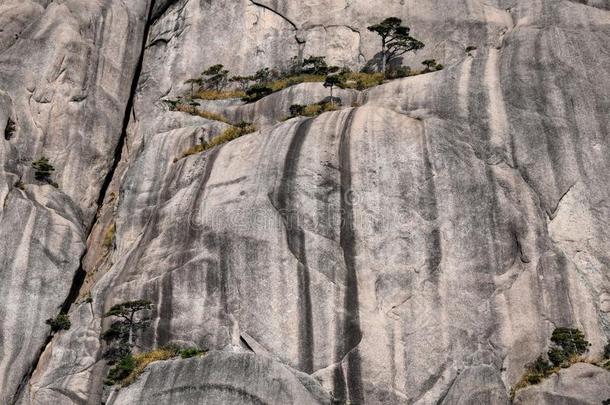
[1,0,609,404]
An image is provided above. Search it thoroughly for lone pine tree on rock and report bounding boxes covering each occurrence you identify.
[368,17,424,75]
[102,299,153,361]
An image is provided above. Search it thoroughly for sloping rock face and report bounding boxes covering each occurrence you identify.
[1,0,609,404]
[0,0,150,403]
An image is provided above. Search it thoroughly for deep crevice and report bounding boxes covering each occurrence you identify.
[9,0,158,402]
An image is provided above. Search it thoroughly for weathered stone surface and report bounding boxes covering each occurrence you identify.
[3,0,610,404]
[107,351,332,405]
[0,0,150,402]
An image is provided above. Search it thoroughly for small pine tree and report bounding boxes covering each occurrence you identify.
[32,157,55,184]
[202,64,229,92]
[302,56,329,75]
[242,84,273,103]
[323,75,346,106]
[102,299,153,362]
[229,75,253,92]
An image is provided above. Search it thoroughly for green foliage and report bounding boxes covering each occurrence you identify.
[367,17,425,74]
[105,355,136,385]
[253,67,273,85]
[242,84,273,103]
[513,328,591,396]
[324,75,345,89]
[162,98,182,111]
[422,59,444,72]
[102,300,152,361]
[289,104,306,117]
[105,300,153,318]
[301,56,330,75]
[386,65,411,79]
[179,347,206,358]
[229,75,253,92]
[202,64,229,92]
[32,156,57,186]
[287,100,338,118]
[548,328,590,366]
[46,313,71,332]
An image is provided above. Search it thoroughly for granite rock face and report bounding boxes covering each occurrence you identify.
[2,0,610,404]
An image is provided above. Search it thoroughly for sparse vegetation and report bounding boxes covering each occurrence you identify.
[174,103,231,124]
[512,328,592,397]
[180,122,256,159]
[288,101,339,119]
[14,180,25,190]
[422,59,444,72]
[103,223,116,249]
[46,313,71,332]
[179,347,206,358]
[242,84,274,103]
[32,156,58,187]
[367,17,424,75]
[465,46,477,55]
[324,75,346,106]
[202,64,229,92]
[104,344,206,386]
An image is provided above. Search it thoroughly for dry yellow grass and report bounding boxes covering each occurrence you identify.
[180,124,257,159]
[102,223,115,248]
[195,89,246,100]
[175,104,231,124]
[121,347,178,386]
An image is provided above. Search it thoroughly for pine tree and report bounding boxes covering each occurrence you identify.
[368,17,424,75]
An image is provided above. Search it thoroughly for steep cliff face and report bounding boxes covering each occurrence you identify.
[1,0,609,404]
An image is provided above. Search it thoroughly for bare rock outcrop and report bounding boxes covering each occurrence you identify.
[1,0,609,404]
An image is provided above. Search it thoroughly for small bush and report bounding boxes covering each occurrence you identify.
[179,347,206,358]
[107,345,205,386]
[513,328,591,395]
[289,104,306,117]
[242,85,274,103]
[14,180,25,190]
[46,313,71,332]
[549,327,590,367]
[105,355,136,385]
[422,59,444,73]
[466,46,477,54]
[32,157,57,187]
[181,123,256,159]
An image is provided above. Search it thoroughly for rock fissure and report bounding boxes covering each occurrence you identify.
[8,0,159,402]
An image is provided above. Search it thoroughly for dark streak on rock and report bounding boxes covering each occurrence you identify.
[420,129,442,282]
[335,109,364,403]
[274,118,315,373]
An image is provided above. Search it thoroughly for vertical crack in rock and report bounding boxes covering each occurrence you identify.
[9,1,158,402]
[333,109,364,403]
[273,118,315,373]
[249,1,306,59]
